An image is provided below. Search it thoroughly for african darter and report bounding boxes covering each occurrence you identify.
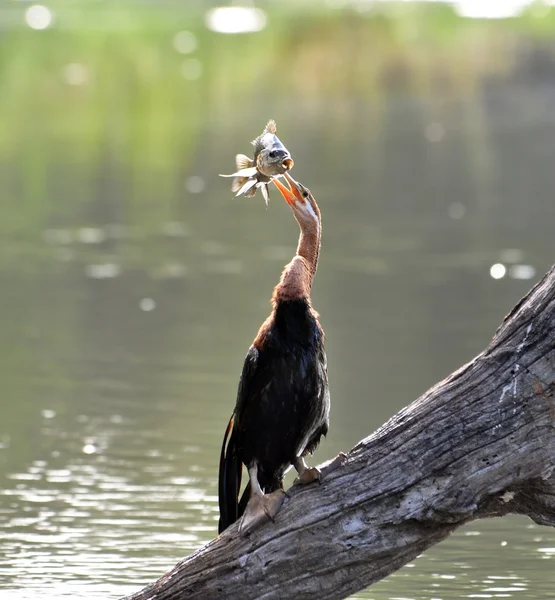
[218,172,337,535]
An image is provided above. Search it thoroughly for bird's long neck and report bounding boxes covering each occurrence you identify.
[296,220,320,280]
[272,206,321,304]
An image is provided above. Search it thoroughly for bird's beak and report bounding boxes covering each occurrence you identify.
[273,172,303,207]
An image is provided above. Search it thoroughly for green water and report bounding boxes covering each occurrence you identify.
[1,2,555,598]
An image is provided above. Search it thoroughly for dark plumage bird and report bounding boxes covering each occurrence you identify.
[218,172,330,535]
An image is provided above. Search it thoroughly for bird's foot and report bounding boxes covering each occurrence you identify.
[293,466,321,486]
[319,452,348,479]
[238,490,286,537]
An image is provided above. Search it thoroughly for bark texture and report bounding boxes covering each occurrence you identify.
[124,266,555,600]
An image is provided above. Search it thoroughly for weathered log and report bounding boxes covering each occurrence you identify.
[124,265,555,600]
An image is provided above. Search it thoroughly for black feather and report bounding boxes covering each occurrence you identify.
[218,416,241,534]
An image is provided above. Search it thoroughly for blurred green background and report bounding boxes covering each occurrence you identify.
[1,1,555,599]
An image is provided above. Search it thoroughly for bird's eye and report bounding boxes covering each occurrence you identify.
[268,150,278,158]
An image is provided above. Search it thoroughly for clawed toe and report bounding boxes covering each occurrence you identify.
[319,452,348,479]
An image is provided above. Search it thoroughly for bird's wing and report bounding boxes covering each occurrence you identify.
[290,344,329,454]
[233,345,260,422]
[218,346,259,533]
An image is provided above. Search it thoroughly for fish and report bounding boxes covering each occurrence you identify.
[220,119,294,206]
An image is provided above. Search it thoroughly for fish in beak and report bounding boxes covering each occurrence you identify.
[220,120,294,206]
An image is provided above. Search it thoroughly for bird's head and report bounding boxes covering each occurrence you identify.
[273,173,320,228]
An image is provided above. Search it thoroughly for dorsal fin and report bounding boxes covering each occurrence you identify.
[264,119,277,134]
[251,119,277,154]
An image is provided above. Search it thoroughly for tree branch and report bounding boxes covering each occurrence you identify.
[124,266,555,600]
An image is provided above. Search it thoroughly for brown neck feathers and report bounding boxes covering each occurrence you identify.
[273,202,321,304]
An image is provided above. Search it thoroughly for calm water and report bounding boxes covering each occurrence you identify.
[1,4,555,599]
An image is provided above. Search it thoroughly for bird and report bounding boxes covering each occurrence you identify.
[218,172,335,536]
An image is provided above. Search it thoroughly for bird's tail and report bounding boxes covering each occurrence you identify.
[218,415,242,534]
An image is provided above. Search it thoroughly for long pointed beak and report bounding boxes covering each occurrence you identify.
[273,172,303,206]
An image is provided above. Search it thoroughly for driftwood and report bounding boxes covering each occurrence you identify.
[124,265,555,600]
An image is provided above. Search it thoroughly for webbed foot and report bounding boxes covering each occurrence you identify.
[239,489,286,537]
[293,466,321,485]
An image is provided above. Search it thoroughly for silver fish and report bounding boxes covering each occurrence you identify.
[220,119,294,206]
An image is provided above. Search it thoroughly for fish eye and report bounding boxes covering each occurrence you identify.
[302,189,309,199]
[268,150,278,158]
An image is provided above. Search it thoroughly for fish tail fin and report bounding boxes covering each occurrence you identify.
[219,155,256,191]
[228,155,257,194]
[218,415,242,534]
[235,153,253,171]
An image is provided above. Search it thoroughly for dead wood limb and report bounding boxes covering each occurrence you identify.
[124,266,555,600]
